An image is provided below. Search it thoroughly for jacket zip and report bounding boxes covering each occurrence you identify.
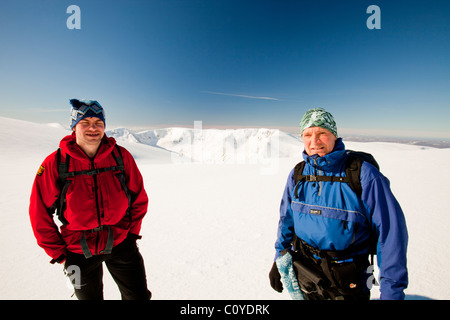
[91,159,101,255]
[318,169,323,196]
[312,158,323,196]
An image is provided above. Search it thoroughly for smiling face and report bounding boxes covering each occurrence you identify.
[302,126,337,157]
[73,117,105,153]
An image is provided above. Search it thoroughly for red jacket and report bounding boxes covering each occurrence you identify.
[29,133,148,262]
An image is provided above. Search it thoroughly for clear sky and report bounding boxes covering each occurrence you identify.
[0,0,449,139]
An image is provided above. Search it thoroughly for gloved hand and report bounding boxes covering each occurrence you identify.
[269,261,283,293]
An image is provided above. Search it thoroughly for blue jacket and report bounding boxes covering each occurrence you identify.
[274,138,408,300]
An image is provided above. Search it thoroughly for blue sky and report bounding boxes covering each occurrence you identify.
[0,0,449,138]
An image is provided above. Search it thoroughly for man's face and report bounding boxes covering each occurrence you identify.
[302,127,337,157]
[73,117,105,146]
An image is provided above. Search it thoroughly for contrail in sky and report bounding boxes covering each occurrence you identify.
[202,91,281,101]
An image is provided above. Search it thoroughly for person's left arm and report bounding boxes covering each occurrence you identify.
[120,146,149,236]
[361,163,409,300]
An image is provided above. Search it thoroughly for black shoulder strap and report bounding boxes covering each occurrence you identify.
[110,144,125,172]
[344,155,364,199]
[54,148,70,225]
[345,150,380,171]
[293,161,306,197]
[57,148,70,184]
[344,152,379,257]
[110,145,133,221]
[345,150,380,199]
[293,161,306,184]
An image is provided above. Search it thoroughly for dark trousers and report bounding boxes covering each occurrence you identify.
[65,236,151,300]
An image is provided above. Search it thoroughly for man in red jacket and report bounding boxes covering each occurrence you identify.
[29,99,151,300]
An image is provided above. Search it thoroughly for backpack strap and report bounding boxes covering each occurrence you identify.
[292,150,379,258]
[58,161,124,180]
[55,146,130,215]
[53,145,132,258]
[54,148,70,225]
[344,154,364,199]
[56,147,69,184]
[293,161,306,197]
[293,160,353,197]
[293,150,378,198]
[110,145,132,222]
[344,150,380,199]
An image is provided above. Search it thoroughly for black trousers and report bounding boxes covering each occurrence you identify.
[65,236,151,300]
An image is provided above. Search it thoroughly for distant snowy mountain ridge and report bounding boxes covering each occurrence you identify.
[107,126,302,164]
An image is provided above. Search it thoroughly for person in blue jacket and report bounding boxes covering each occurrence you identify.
[269,108,408,300]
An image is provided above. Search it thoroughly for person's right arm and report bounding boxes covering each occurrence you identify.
[29,152,67,263]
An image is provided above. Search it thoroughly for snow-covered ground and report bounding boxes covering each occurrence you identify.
[0,116,448,300]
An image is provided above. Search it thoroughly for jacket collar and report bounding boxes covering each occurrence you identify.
[302,138,346,172]
[59,132,117,163]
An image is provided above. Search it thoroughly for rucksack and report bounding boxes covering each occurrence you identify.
[290,150,380,298]
[51,145,132,258]
[292,150,380,259]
